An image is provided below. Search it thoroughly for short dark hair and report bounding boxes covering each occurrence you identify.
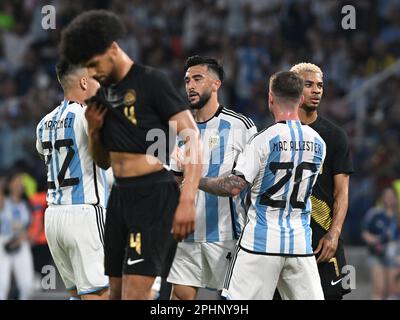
[270,71,304,100]
[60,10,126,65]
[55,59,75,82]
[184,55,224,82]
[55,59,82,89]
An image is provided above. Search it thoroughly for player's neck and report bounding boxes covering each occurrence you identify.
[64,92,85,105]
[274,109,299,123]
[298,107,318,125]
[194,98,219,123]
[115,51,134,83]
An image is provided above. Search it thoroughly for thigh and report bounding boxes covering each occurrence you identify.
[44,208,76,291]
[203,240,236,290]
[12,241,34,286]
[123,182,179,277]
[104,186,127,278]
[318,240,350,299]
[69,205,108,296]
[222,247,283,300]
[0,238,12,299]
[278,256,324,300]
[167,242,203,288]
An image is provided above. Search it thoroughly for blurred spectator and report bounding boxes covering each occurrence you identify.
[0,171,34,300]
[28,186,51,291]
[362,187,400,299]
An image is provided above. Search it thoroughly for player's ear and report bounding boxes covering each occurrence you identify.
[268,92,273,106]
[299,94,304,106]
[213,79,221,92]
[109,41,119,57]
[80,77,88,91]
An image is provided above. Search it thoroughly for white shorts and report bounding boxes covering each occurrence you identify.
[222,246,324,300]
[45,204,108,295]
[167,240,236,290]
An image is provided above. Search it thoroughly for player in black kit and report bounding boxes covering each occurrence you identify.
[60,10,202,300]
[291,63,354,299]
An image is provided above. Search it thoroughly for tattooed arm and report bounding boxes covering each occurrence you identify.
[199,171,248,197]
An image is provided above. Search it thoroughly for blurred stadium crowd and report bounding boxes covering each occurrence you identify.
[0,0,400,299]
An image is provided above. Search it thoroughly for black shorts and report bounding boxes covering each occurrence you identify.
[104,169,179,278]
[311,219,351,299]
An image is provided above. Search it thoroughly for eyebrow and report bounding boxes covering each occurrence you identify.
[85,60,98,68]
[305,80,323,85]
[184,74,205,81]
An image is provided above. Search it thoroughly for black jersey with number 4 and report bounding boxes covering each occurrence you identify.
[97,63,187,164]
[307,116,354,238]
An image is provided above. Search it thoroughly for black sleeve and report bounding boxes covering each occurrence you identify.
[151,70,188,123]
[332,128,354,175]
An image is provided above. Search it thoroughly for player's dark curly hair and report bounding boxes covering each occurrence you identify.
[270,71,304,100]
[184,55,224,82]
[60,10,126,65]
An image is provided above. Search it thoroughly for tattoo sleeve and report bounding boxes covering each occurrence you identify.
[199,172,248,196]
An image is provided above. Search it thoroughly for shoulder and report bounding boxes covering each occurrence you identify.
[302,125,326,146]
[219,107,255,130]
[36,108,56,133]
[138,64,168,81]
[249,124,277,145]
[318,116,349,141]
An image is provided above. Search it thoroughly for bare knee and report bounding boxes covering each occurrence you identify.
[109,277,122,300]
[171,284,197,300]
[122,275,155,300]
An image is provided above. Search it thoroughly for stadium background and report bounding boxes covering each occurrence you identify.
[0,0,399,300]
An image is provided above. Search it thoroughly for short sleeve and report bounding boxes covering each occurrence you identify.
[332,128,353,175]
[234,135,264,184]
[232,119,258,157]
[36,122,44,155]
[151,70,188,123]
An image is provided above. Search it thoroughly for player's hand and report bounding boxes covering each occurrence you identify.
[85,99,107,135]
[171,199,195,241]
[170,146,185,171]
[314,230,339,263]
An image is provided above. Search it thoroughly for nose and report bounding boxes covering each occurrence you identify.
[186,79,195,91]
[312,85,321,94]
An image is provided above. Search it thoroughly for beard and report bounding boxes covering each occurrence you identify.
[300,103,318,113]
[189,91,212,110]
[100,69,119,87]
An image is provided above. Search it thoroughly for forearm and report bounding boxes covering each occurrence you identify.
[88,130,110,170]
[199,173,247,197]
[329,187,348,236]
[180,136,203,202]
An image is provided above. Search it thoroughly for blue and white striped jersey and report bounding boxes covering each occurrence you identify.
[235,120,326,255]
[172,106,257,242]
[0,198,31,240]
[36,100,108,207]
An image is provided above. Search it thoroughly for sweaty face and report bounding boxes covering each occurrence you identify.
[85,49,117,86]
[300,71,323,112]
[184,65,214,110]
